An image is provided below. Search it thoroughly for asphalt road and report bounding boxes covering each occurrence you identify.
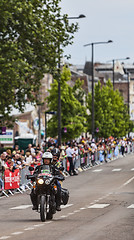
[0,154,134,240]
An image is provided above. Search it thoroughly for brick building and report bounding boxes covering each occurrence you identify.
[12,73,53,144]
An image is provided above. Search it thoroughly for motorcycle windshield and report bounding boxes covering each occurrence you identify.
[39,165,52,177]
[42,165,51,172]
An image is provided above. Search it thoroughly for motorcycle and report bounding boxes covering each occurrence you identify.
[27,166,69,222]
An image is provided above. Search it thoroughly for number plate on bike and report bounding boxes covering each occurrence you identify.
[38,173,52,177]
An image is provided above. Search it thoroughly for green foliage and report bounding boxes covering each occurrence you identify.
[0,0,78,125]
[86,79,131,138]
[72,78,85,105]
[46,66,87,141]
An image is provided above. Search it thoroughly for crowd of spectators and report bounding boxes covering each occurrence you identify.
[0,136,133,190]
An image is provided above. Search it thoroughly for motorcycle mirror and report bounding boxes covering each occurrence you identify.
[29,166,34,171]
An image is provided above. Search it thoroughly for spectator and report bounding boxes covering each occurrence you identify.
[98,142,104,163]
[66,143,77,176]
[13,145,20,154]
[83,143,89,166]
[120,138,126,156]
[73,145,79,169]
[79,144,85,167]
[34,151,42,166]
[0,153,7,167]
[51,143,60,158]
[6,149,12,156]
[91,139,97,166]
[4,155,14,172]
[0,144,5,154]
[24,151,33,166]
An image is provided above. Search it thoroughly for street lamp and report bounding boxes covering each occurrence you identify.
[58,14,86,146]
[127,71,130,115]
[84,40,113,139]
[123,67,130,115]
[66,14,86,20]
[108,57,130,87]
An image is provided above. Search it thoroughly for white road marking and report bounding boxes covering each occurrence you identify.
[94,199,99,202]
[0,237,11,240]
[60,215,67,218]
[9,203,72,211]
[88,204,110,209]
[92,169,103,172]
[131,168,134,171]
[34,224,44,227]
[123,176,134,186]
[73,210,80,213]
[61,204,73,209]
[80,207,86,210]
[127,204,134,209]
[10,205,32,210]
[24,227,35,231]
[67,212,75,216]
[112,169,121,172]
[11,232,23,235]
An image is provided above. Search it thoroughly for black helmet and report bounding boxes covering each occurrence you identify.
[52,153,58,163]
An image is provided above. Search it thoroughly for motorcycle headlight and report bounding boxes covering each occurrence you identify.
[45,179,50,185]
[38,179,44,185]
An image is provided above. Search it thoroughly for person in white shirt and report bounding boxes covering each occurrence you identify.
[24,151,33,166]
[120,138,126,156]
[66,144,77,176]
[91,139,97,165]
[73,146,79,169]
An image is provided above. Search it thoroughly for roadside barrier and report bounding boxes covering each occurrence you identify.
[0,167,32,197]
[4,169,20,190]
[72,143,134,171]
[0,143,133,197]
[20,166,33,191]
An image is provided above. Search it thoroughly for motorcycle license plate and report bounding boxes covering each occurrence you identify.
[38,173,52,177]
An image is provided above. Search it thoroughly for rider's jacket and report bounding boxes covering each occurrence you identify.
[52,161,64,176]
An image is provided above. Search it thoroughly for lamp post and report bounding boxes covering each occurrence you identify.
[84,40,113,139]
[57,14,86,146]
[127,70,130,138]
[127,71,130,115]
[109,57,130,87]
[38,105,41,146]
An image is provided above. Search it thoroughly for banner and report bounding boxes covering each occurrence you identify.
[0,130,13,144]
[4,169,20,190]
[114,61,124,75]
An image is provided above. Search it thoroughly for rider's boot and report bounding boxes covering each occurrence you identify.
[55,192,61,211]
[30,192,38,210]
[56,205,61,211]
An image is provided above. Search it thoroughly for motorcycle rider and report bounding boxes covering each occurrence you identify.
[51,153,65,211]
[30,152,64,211]
[52,153,64,173]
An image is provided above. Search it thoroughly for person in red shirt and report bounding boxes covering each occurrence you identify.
[5,156,14,171]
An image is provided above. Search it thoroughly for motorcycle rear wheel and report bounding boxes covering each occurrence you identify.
[40,195,46,222]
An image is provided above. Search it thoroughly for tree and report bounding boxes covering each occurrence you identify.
[72,78,86,106]
[46,66,87,141]
[0,0,78,125]
[86,79,131,138]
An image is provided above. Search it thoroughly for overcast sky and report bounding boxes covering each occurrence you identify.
[60,0,134,66]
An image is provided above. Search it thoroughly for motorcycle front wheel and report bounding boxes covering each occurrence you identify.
[40,195,46,222]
